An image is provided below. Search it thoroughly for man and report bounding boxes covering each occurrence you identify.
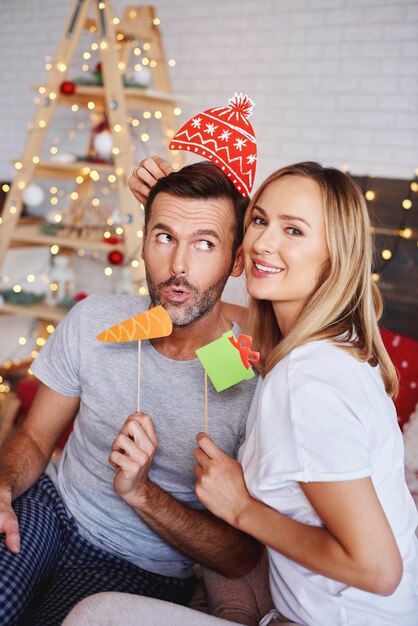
[0,160,261,626]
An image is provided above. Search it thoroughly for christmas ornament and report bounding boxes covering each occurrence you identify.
[46,256,74,306]
[107,250,124,265]
[23,184,45,208]
[169,93,257,197]
[93,130,113,160]
[131,66,152,88]
[60,80,76,96]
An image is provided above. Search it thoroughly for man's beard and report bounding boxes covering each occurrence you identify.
[145,270,230,327]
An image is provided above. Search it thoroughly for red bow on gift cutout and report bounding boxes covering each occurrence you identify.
[228,334,260,369]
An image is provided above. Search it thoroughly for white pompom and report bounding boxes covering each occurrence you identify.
[132,66,152,88]
[22,184,45,208]
[93,130,113,159]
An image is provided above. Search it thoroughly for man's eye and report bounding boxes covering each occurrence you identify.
[196,240,214,250]
[156,233,173,244]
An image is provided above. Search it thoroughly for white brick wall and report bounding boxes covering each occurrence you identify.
[0,0,417,187]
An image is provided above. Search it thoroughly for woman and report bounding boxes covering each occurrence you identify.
[194,162,418,625]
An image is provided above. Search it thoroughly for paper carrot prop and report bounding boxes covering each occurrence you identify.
[196,331,260,433]
[97,305,173,411]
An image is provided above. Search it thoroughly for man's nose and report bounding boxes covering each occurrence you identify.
[170,244,188,276]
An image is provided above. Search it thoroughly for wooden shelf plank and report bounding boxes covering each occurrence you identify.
[32,159,114,180]
[12,224,125,253]
[0,301,67,322]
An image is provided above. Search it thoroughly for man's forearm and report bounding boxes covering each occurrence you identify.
[125,480,262,578]
[0,427,49,503]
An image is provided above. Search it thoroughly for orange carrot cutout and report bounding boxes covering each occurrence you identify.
[97,306,173,411]
[96,305,172,342]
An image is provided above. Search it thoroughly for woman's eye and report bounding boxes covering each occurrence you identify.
[286,227,302,236]
[196,240,214,251]
[156,233,173,244]
[253,216,267,226]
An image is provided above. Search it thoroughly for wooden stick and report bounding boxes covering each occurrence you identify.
[137,340,141,413]
[204,370,208,434]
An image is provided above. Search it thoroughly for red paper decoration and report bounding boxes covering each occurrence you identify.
[107,250,124,265]
[60,80,76,96]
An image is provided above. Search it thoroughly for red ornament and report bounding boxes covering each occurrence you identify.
[74,292,88,302]
[60,80,76,96]
[107,250,124,265]
[96,62,102,74]
[103,235,123,245]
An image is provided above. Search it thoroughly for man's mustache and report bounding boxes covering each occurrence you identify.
[158,277,198,293]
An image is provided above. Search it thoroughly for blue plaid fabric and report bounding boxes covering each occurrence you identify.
[0,474,196,626]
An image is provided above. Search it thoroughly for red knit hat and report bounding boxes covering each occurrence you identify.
[169,93,257,197]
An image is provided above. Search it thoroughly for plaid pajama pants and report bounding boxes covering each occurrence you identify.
[0,474,196,626]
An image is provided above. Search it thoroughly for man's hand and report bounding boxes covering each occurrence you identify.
[194,433,253,528]
[109,412,158,505]
[129,156,173,205]
[0,494,20,553]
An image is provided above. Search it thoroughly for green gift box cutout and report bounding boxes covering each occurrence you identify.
[196,331,259,392]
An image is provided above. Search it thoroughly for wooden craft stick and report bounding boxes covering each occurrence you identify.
[205,370,208,434]
[137,340,141,413]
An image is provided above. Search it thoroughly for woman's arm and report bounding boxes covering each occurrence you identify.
[194,433,403,595]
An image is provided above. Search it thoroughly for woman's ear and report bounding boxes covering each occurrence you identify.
[230,245,244,277]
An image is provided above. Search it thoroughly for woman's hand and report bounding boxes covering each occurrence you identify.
[129,156,173,205]
[193,433,253,527]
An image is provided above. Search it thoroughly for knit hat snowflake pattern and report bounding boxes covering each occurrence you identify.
[169,93,257,197]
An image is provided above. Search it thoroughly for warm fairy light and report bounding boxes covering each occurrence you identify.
[143,42,151,51]
[134,47,141,56]
[153,17,160,25]
[117,33,124,42]
[113,124,122,132]
[173,107,182,116]
[54,214,62,223]
[118,61,126,70]
[108,174,116,183]
[77,249,85,256]
[154,111,162,119]
[18,337,27,346]
[32,156,40,164]
[402,199,412,209]
[50,147,58,154]
[400,228,413,239]
[131,118,139,127]
[166,129,175,138]
[129,9,137,18]
[49,283,58,293]
[15,161,23,170]
[18,182,25,190]
[83,52,91,60]
[50,244,60,255]
[137,230,143,238]
[381,249,392,260]
[150,60,157,68]
[98,2,106,8]
[68,131,76,139]
[45,63,52,70]
[87,101,95,110]
[142,57,150,66]
[0,217,2,224]
[28,368,34,376]
[50,186,58,194]
[113,17,120,25]
[365,190,375,201]
[143,111,151,119]
[36,337,46,347]
[31,350,39,359]
[89,170,100,181]
[131,259,140,268]
[116,167,124,176]
[134,64,142,72]
[57,62,67,72]
[76,176,84,184]
[92,198,100,206]
[104,267,113,276]
[112,147,120,155]
[100,41,108,50]
[2,276,9,283]
[49,92,57,100]
[27,274,35,282]
[139,286,147,295]
[82,64,90,72]
[172,162,180,170]
[39,120,47,128]
[9,206,17,214]
[70,192,79,200]
[2,184,10,192]
[91,43,99,51]
[39,86,46,94]
[104,231,111,239]
[411,182,418,192]
[82,167,91,175]
[141,133,150,142]
[13,285,22,293]
[168,59,176,67]
[115,227,124,235]
[415,168,418,177]
[342,164,350,173]
[50,197,58,205]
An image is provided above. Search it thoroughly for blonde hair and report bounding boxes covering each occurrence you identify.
[244,162,398,397]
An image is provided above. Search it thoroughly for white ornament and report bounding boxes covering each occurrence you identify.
[115,265,133,295]
[22,184,45,208]
[93,130,113,159]
[132,66,152,88]
[50,152,76,164]
[403,403,418,472]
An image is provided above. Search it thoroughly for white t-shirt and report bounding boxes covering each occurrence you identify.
[239,340,418,625]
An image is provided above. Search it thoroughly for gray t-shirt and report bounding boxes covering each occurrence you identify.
[31,295,257,578]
